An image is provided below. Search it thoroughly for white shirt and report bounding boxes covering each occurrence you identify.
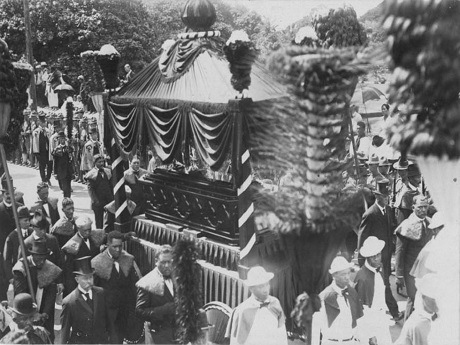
[78,286,93,300]
[376,203,386,216]
[364,261,386,311]
[157,270,174,297]
[78,233,91,249]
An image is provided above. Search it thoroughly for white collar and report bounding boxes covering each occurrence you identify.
[33,233,42,240]
[365,260,379,273]
[331,281,346,296]
[78,286,92,298]
[376,203,385,215]
[3,201,12,207]
[415,308,434,320]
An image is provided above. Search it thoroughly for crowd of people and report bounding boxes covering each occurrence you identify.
[0,82,446,345]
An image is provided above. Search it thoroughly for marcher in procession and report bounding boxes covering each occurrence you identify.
[124,156,148,215]
[312,256,363,345]
[135,244,176,344]
[60,256,111,344]
[0,178,23,302]
[80,128,101,177]
[50,197,78,248]
[61,215,104,297]
[3,206,33,287]
[32,114,52,185]
[0,293,52,344]
[357,179,403,321]
[22,210,63,269]
[395,163,422,224]
[354,236,392,345]
[92,230,138,344]
[226,266,288,345]
[395,274,438,345]
[52,131,74,197]
[395,195,433,321]
[13,239,63,342]
[85,154,114,229]
[30,182,60,227]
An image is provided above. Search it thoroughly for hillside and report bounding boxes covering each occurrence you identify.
[360,1,385,22]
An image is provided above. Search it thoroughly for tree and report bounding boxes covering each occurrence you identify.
[313,6,367,48]
[0,0,158,84]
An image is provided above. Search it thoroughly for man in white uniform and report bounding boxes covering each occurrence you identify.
[226,266,287,345]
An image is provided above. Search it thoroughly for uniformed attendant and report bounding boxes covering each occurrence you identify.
[60,256,110,344]
[92,231,138,344]
[80,128,101,176]
[61,215,104,297]
[85,155,114,229]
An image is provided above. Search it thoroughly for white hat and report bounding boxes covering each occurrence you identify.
[244,266,274,287]
[417,273,438,299]
[428,212,445,229]
[360,236,385,258]
[329,256,353,275]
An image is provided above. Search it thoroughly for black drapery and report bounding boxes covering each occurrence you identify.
[106,101,236,171]
[106,102,142,157]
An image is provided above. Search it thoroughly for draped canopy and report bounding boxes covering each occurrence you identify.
[106,37,286,171]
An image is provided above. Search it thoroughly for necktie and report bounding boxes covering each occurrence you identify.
[113,261,120,273]
[356,136,361,149]
[376,267,381,273]
[83,292,93,309]
[260,301,270,309]
[342,288,349,305]
[99,169,105,179]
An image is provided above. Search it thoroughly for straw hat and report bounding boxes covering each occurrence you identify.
[244,266,274,287]
[360,236,385,257]
[329,256,353,274]
[367,153,380,165]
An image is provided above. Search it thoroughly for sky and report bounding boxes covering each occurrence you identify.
[223,0,384,29]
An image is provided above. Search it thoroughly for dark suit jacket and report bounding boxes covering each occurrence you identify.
[358,203,393,267]
[354,265,384,308]
[30,198,60,226]
[62,234,101,296]
[135,268,176,344]
[92,250,138,344]
[61,286,109,344]
[3,228,33,280]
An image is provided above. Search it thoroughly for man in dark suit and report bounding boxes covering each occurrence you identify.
[61,256,110,344]
[3,206,33,284]
[135,244,176,344]
[52,131,74,197]
[30,182,60,226]
[85,154,114,229]
[12,239,63,342]
[92,230,138,343]
[313,256,364,345]
[0,183,22,301]
[32,114,52,184]
[62,215,104,296]
[357,179,402,321]
[22,210,63,269]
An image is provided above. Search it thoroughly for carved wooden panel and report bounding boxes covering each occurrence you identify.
[141,170,240,245]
